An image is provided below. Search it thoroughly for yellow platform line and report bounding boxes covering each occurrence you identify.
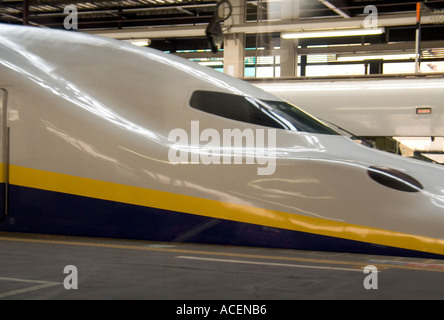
[1,232,444,273]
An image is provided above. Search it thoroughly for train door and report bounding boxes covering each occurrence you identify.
[0,89,8,222]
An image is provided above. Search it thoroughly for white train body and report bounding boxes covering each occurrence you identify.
[253,76,444,137]
[1,24,444,258]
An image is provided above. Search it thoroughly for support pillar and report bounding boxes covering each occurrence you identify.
[415,2,422,73]
[280,0,300,77]
[223,0,246,78]
[23,0,29,25]
[280,39,299,77]
[223,34,245,77]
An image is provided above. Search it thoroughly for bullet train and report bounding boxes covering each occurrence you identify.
[252,76,444,138]
[1,24,444,259]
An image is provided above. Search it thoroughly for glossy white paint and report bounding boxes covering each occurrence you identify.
[253,77,444,137]
[0,24,443,252]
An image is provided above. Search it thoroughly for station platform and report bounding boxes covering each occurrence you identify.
[1,231,444,300]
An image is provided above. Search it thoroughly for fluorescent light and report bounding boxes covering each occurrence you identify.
[131,40,150,46]
[281,28,385,39]
[123,39,151,46]
[337,53,416,61]
[198,61,224,66]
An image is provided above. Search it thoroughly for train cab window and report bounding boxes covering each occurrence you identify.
[261,99,339,135]
[189,90,339,135]
[189,90,283,129]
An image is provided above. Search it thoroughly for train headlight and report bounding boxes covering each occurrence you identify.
[367,166,423,192]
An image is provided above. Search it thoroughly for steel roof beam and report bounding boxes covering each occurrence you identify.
[318,0,350,19]
[86,12,444,39]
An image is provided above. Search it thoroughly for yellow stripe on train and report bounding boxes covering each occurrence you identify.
[8,164,444,256]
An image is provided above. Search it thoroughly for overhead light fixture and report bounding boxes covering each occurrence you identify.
[123,39,151,47]
[281,28,385,39]
[198,61,224,67]
[337,53,416,61]
[131,41,150,47]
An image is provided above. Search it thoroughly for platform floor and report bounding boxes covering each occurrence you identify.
[1,231,444,300]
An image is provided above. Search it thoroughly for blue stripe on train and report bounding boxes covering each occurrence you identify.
[0,183,5,223]
[1,184,443,259]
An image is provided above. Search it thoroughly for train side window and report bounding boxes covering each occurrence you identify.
[189,90,339,135]
[189,90,284,129]
[261,100,339,135]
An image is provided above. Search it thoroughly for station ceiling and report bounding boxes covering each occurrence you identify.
[1,0,444,52]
